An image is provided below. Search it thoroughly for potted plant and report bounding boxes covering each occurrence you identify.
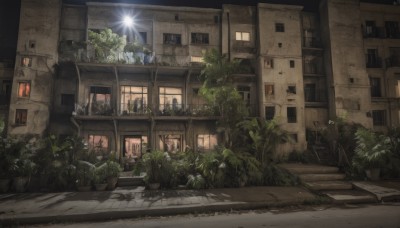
[142,151,175,190]
[352,128,391,181]
[105,160,122,190]
[93,163,108,191]
[75,160,95,191]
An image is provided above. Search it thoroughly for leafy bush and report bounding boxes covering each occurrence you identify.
[142,151,176,188]
[263,165,299,186]
[88,28,126,63]
[186,174,206,190]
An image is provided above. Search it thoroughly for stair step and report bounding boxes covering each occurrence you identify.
[279,164,339,174]
[117,176,144,187]
[300,174,346,182]
[322,190,377,204]
[305,181,353,191]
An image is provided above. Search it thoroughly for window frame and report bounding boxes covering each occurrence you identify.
[18,81,31,98]
[197,134,218,151]
[191,33,209,45]
[372,110,386,126]
[370,77,382,98]
[275,23,285,32]
[15,109,28,125]
[88,135,109,155]
[287,107,297,123]
[159,87,183,112]
[163,33,182,45]
[265,84,274,97]
[159,134,182,154]
[235,32,250,41]
[120,86,148,115]
[265,106,275,120]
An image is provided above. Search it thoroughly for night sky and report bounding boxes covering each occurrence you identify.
[0,0,396,59]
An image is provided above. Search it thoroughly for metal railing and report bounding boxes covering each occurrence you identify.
[363,26,385,38]
[385,56,400,68]
[366,55,382,68]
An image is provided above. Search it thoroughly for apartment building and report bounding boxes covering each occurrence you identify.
[5,0,400,160]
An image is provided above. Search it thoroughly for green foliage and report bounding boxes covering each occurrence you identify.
[186,174,206,189]
[105,160,122,178]
[9,140,37,178]
[236,118,289,167]
[199,49,248,147]
[383,127,400,178]
[88,28,126,63]
[142,151,176,188]
[75,160,95,187]
[352,128,391,172]
[263,165,299,186]
[196,151,225,188]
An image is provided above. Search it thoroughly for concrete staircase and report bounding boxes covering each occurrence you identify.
[117,172,145,187]
[279,163,377,204]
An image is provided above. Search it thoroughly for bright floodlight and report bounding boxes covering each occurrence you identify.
[123,16,134,27]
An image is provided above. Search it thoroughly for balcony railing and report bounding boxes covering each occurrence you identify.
[303,37,322,48]
[363,26,385,38]
[303,63,324,75]
[366,55,382,68]
[385,56,400,68]
[304,89,327,103]
[74,103,260,118]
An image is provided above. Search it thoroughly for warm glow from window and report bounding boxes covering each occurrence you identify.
[236,32,250,41]
[18,82,30,98]
[190,56,203,63]
[197,134,218,151]
[88,135,109,154]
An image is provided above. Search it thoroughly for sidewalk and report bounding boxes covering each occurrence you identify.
[0,186,315,225]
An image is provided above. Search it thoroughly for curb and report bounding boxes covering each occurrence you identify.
[0,200,305,226]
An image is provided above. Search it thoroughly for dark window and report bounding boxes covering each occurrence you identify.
[304,84,316,102]
[89,86,111,115]
[191,33,209,44]
[287,85,296,94]
[163,33,181,45]
[366,49,381,68]
[370,78,381,97]
[138,32,147,44]
[385,21,399,38]
[175,14,179,21]
[275,23,285,32]
[214,15,219,23]
[290,60,295,68]
[15,109,27,125]
[237,86,251,107]
[287,107,297,123]
[289,133,298,143]
[1,80,12,105]
[372,110,386,126]
[61,94,75,106]
[265,106,275,120]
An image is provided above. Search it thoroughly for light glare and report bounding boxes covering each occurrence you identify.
[123,16,134,27]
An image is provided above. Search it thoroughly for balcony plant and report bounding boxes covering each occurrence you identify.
[88,28,126,63]
[352,128,391,181]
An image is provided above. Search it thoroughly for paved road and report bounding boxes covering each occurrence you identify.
[31,204,400,228]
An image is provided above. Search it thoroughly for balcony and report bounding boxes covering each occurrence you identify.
[303,63,324,75]
[303,37,322,49]
[385,56,400,68]
[366,55,383,68]
[363,26,385,39]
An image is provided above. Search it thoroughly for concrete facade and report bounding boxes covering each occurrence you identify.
[6,0,400,160]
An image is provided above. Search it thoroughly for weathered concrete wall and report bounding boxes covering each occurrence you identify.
[320,0,371,128]
[87,4,220,66]
[258,3,306,153]
[8,0,61,136]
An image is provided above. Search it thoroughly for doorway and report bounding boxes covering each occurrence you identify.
[123,135,148,160]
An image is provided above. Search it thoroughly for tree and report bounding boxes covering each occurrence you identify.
[199,49,248,147]
[88,28,126,63]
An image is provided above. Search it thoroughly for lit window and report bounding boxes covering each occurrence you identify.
[120,86,147,115]
[15,109,27,125]
[88,135,109,154]
[287,107,297,123]
[163,33,181,45]
[21,57,32,67]
[18,82,31,98]
[190,56,204,63]
[191,33,209,44]
[275,23,285,32]
[124,136,147,159]
[89,86,111,115]
[265,84,274,96]
[159,87,182,112]
[235,32,250,41]
[197,134,218,151]
[159,134,181,154]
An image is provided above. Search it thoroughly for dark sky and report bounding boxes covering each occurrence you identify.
[0,0,396,59]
